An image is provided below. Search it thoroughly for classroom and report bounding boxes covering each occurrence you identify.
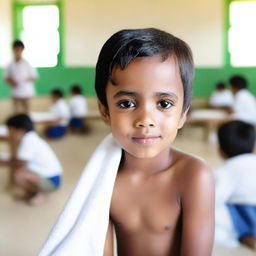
[0,0,256,255]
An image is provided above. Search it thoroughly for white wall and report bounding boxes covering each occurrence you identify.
[0,0,12,67]
[0,0,224,68]
[64,0,224,67]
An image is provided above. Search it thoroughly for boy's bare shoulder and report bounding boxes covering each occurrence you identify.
[170,148,213,191]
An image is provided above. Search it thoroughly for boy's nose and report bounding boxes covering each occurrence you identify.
[134,109,156,128]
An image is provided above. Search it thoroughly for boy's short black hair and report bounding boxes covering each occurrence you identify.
[95,28,194,112]
[229,75,247,90]
[71,84,82,94]
[6,114,34,132]
[51,89,64,98]
[12,40,25,49]
[218,121,255,158]
[216,82,225,90]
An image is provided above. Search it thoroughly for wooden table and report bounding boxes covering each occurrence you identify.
[186,109,230,143]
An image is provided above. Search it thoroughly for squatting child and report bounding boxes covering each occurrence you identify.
[5,114,63,205]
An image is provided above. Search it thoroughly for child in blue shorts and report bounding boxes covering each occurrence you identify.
[69,84,88,132]
[5,114,63,205]
[46,89,70,138]
[215,120,256,249]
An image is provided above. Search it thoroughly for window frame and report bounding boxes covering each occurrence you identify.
[12,0,64,68]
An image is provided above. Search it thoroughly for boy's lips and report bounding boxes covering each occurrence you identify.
[131,135,161,145]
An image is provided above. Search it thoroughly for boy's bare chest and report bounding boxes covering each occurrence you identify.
[110,171,181,234]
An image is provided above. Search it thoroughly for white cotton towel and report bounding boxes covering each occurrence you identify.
[38,134,122,256]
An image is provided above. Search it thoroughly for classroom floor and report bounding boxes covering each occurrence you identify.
[0,119,255,256]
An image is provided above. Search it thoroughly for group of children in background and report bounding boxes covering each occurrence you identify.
[209,75,256,125]
[46,85,88,138]
[1,39,256,250]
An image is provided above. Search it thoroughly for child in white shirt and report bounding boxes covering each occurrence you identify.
[215,120,256,250]
[209,82,233,109]
[69,84,88,132]
[229,75,256,125]
[5,114,63,205]
[46,89,70,138]
[4,40,38,113]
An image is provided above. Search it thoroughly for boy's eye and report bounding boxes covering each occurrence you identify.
[117,100,136,109]
[157,100,173,109]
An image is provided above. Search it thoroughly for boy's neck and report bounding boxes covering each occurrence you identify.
[121,148,173,177]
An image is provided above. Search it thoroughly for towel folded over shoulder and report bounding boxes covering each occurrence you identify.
[39,134,122,256]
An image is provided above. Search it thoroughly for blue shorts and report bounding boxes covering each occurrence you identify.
[227,204,256,239]
[39,175,61,192]
[46,125,66,138]
[69,118,85,128]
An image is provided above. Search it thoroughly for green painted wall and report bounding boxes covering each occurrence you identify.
[1,66,256,100]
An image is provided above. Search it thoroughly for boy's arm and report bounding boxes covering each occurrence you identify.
[103,220,114,256]
[181,162,215,256]
[5,77,17,87]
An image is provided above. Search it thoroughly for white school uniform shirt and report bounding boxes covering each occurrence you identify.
[214,154,256,247]
[69,95,88,118]
[50,98,70,126]
[215,153,256,206]
[209,89,234,107]
[17,131,63,178]
[233,89,256,125]
[4,58,38,99]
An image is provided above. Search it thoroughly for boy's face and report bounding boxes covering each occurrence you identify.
[8,127,25,144]
[99,55,188,159]
[13,46,24,60]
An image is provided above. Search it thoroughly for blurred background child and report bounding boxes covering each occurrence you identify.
[229,75,256,125]
[45,89,70,139]
[5,114,63,206]
[4,40,38,113]
[209,82,233,109]
[69,84,88,133]
[215,120,256,250]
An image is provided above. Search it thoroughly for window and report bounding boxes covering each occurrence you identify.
[228,1,256,66]
[17,4,60,67]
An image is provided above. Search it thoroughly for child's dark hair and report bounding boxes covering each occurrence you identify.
[95,28,194,112]
[51,89,64,98]
[216,82,225,90]
[6,114,34,132]
[229,75,247,90]
[218,121,255,158]
[71,84,82,95]
[13,40,25,49]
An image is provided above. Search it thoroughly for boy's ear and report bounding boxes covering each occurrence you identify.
[98,101,110,125]
[178,107,190,129]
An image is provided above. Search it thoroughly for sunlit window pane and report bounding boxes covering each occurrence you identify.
[21,5,60,67]
[229,1,256,66]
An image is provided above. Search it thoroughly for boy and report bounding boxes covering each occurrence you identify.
[5,114,63,205]
[209,82,233,109]
[229,75,256,125]
[98,28,214,255]
[40,28,215,256]
[4,40,38,113]
[215,120,256,250]
[69,84,88,132]
[45,89,70,138]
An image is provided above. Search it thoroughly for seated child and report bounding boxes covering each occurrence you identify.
[215,120,256,249]
[229,75,256,125]
[209,82,233,109]
[39,28,215,256]
[46,89,70,138]
[69,84,88,132]
[5,114,63,205]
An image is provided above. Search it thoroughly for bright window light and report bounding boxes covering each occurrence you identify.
[21,5,60,67]
[229,1,256,66]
